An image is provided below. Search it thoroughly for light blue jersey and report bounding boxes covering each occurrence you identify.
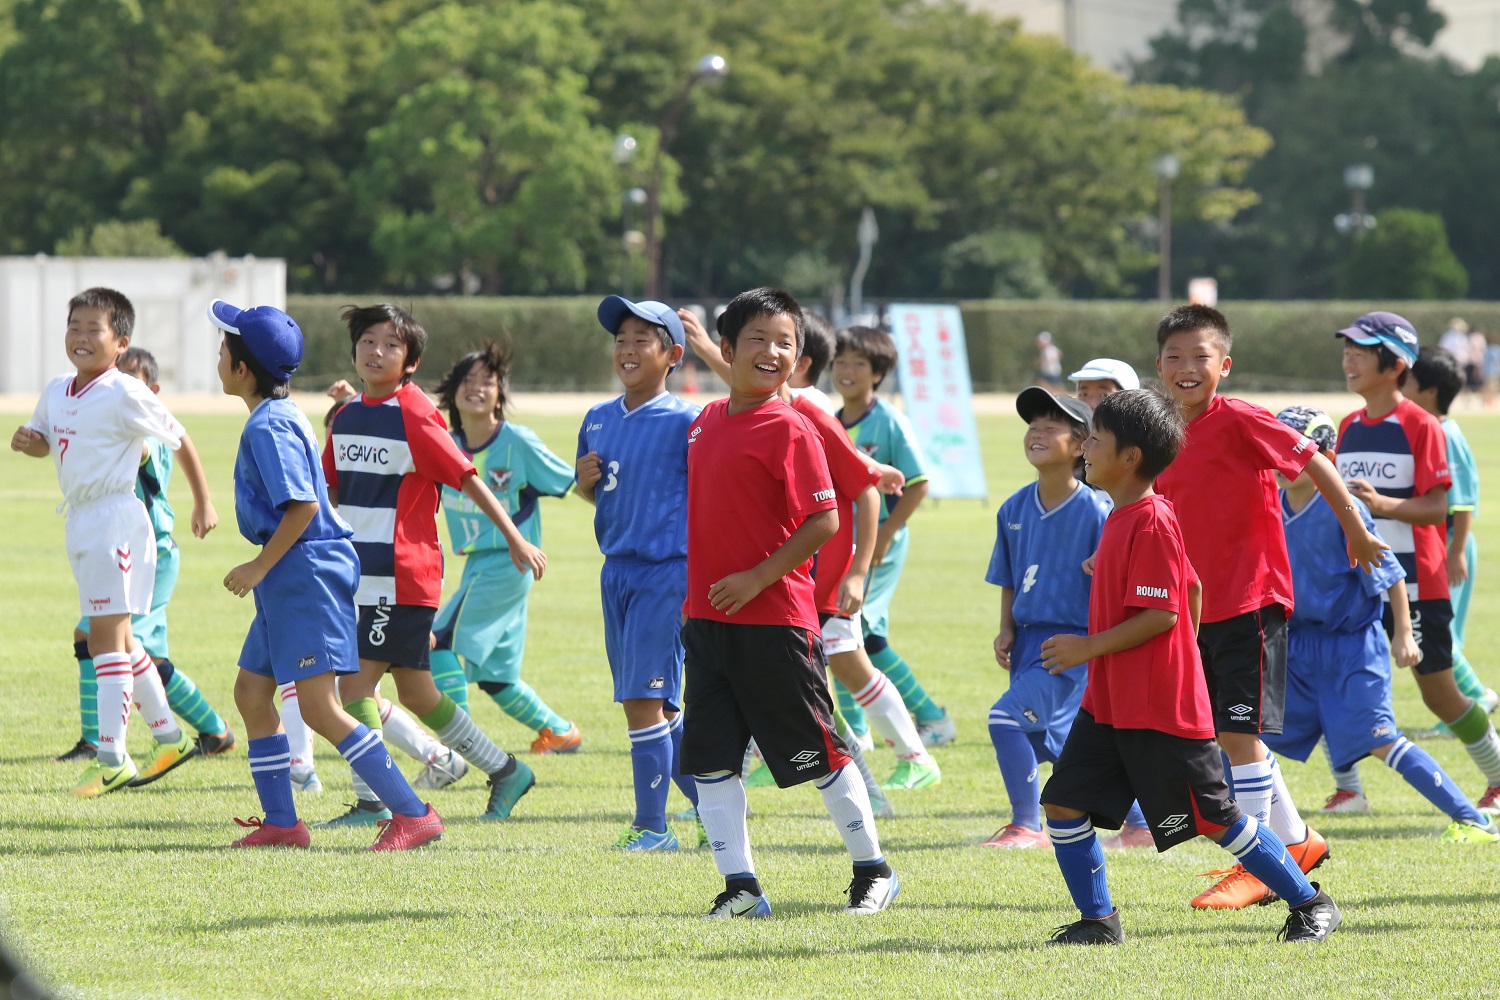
[576,392,700,563]
[442,422,574,553]
[986,481,1112,631]
[1442,415,1480,642]
[839,397,928,523]
[138,438,174,542]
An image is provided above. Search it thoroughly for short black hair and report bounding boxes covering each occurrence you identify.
[716,287,805,354]
[118,346,159,385]
[1344,340,1410,388]
[1091,388,1184,482]
[68,287,134,341]
[1156,303,1231,354]
[1411,345,1463,414]
[801,313,835,384]
[224,333,289,400]
[343,302,427,382]
[835,325,899,388]
[436,342,512,430]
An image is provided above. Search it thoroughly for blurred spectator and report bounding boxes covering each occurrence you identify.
[1483,332,1500,409]
[1439,317,1471,369]
[1467,328,1487,395]
[1035,331,1062,390]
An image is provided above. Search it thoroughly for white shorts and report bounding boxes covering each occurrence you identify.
[821,612,865,656]
[66,493,156,619]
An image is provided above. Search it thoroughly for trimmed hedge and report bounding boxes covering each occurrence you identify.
[285,295,1500,393]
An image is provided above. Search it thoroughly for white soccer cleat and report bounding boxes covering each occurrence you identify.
[705,888,772,919]
[414,747,470,790]
[917,709,957,748]
[1320,790,1369,814]
[844,871,900,915]
[290,769,323,795]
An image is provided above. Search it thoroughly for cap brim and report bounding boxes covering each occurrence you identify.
[1017,386,1091,429]
[1069,366,1111,381]
[1334,327,1381,346]
[209,299,244,335]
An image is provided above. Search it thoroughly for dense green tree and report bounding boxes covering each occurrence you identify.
[1338,207,1467,298]
[55,219,184,257]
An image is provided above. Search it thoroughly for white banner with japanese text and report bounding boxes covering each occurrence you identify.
[887,303,987,500]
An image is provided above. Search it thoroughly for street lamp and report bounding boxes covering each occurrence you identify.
[613,134,647,295]
[1334,163,1376,238]
[644,53,729,300]
[1154,153,1180,302]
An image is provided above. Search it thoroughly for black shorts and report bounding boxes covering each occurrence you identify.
[1041,710,1241,852]
[1383,598,1454,676]
[1198,604,1287,735]
[356,601,435,669]
[679,618,850,788]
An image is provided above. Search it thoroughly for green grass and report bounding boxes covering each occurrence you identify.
[2,399,1499,999]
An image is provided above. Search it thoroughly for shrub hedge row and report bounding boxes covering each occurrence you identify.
[286,295,1500,393]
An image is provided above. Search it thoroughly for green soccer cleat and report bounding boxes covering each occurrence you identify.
[1441,817,1500,844]
[880,756,942,791]
[314,799,391,828]
[129,732,200,787]
[613,825,679,851]
[70,757,138,798]
[481,757,536,820]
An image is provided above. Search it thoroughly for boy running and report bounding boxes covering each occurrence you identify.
[13,288,218,797]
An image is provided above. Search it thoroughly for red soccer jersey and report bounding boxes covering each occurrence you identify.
[321,382,476,608]
[792,393,881,616]
[1154,394,1317,623]
[685,397,837,630]
[1080,494,1214,739]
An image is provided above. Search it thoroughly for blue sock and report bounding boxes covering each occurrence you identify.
[1125,801,1148,829]
[336,724,424,818]
[988,707,1041,831]
[248,734,298,828]
[628,722,673,832]
[1385,737,1485,825]
[1045,815,1113,919]
[668,713,698,808]
[1221,814,1315,907]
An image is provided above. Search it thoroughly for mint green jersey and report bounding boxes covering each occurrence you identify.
[839,397,928,523]
[441,423,574,554]
[137,438,174,543]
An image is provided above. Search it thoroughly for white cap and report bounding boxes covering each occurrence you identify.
[1068,358,1139,391]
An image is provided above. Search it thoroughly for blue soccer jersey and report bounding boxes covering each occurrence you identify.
[986,481,1112,631]
[235,399,352,547]
[443,422,574,553]
[576,392,700,563]
[1282,491,1404,633]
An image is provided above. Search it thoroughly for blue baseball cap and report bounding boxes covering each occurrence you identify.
[209,300,303,382]
[597,295,686,372]
[1335,311,1419,368]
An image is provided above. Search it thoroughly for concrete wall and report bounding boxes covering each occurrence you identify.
[0,255,285,395]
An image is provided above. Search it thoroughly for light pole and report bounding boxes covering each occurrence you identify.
[644,53,728,300]
[1334,163,1376,238]
[613,134,648,296]
[1154,153,1179,302]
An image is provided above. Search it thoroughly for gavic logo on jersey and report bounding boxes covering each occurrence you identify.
[368,601,391,646]
[339,442,391,465]
[812,488,836,502]
[1135,585,1169,599]
[1339,459,1400,480]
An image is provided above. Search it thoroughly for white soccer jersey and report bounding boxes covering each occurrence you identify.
[26,369,185,506]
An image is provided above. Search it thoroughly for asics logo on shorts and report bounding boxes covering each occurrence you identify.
[648,677,664,689]
[369,601,391,647]
[297,655,317,669]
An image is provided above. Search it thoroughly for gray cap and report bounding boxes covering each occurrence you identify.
[1016,385,1093,432]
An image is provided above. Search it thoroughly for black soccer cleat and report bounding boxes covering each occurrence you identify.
[195,727,237,756]
[1046,910,1124,945]
[55,739,97,764]
[1278,883,1342,943]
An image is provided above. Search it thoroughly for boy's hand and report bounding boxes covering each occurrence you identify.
[576,451,604,492]
[1346,479,1385,516]
[191,500,219,538]
[1081,551,1097,577]
[708,570,767,616]
[679,308,715,358]
[326,380,358,405]
[1041,633,1092,673]
[10,426,45,455]
[509,540,547,580]
[994,627,1015,670]
[224,560,267,597]
[1448,548,1470,588]
[874,464,905,495]
[836,572,866,615]
[871,524,894,567]
[1346,527,1390,575]
[1391,631,1421,669]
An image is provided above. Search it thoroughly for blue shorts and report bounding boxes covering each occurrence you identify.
[238,538,361,685]
[433,550,532,685]
[1262,624,1399,772]
[992,624,1088,762]
[77,539,177,659]
[601,557,685,710]
[860,528,909,640]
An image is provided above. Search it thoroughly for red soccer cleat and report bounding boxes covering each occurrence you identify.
[981,823,1052,849]
[1477,786,1500,815]
[230,816,311,849]
[369,803,444,852]
[1104,823,1157,850]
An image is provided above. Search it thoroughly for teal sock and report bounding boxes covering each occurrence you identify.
[75,641,97,746]
[1452,646,1486,701]
[868,643,942,723]
[834,680,869,737]
[160,661,226,736]
[429,648,470,714]
[486,680,568,734]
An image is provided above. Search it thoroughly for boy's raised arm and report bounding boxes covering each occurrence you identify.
[1305,451,1391,573]
[459,474,547,579]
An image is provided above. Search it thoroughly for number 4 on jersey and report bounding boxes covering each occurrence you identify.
[1021,563,1039,594]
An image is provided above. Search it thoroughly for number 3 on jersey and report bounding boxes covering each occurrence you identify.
[1021,563,1039,594]
[602,460,619,492]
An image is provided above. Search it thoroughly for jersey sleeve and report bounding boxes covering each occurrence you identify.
[402,399,477,490]
[1446,428,1479,512]
[24,387,49,440]
[516,426,576,498]
[889,410,929,484]
[1238,402,1315,479]
[1409,412,1453,495]
[1123,527,1186,613]
[782,419,836,519]
[575,414,591,463]
[320,432,339,489]
[986,506,1013,588]
[117,380,185,450]
[802,401,879,501]
[248,414,318,510]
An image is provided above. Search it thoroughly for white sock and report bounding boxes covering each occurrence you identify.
[695,771,756,878]
[816,764,883,863]
[852,673,928,760]
[129,646,181,743]
[1321,738,1363,794]
[1267,755,1308,844]
[278,682,314,775]
[1230,757,1275,825]
[94,650,133,766]
[379,697,446,763]
[1462,724,1500,787]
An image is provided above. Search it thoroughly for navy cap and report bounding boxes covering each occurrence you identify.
[597,296,686,372]
[1335,311,1419,368]
[1276,405,1338,455]
[1016,385,1093,432]
[209,300,303,382]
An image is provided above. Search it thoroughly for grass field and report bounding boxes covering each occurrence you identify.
[2,396,1499,999]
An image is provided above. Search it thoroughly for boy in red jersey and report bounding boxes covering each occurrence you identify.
[1039,389,1341,946]
[1153,304,1386,910]
[1334,311,1500,812]
[681,288,898,919]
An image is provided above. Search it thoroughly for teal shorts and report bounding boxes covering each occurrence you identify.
[77,539,176,659]
[434,550,532,685]
[1452,532,1477,646]
[859,528,908,640]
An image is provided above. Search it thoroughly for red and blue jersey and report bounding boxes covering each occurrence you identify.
[1336,398,1451,602]
[322,382,475,608]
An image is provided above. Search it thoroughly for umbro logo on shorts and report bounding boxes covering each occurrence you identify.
[1157,813,1189,836]
[792,749,821,770]
[1228,703,1253,721]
